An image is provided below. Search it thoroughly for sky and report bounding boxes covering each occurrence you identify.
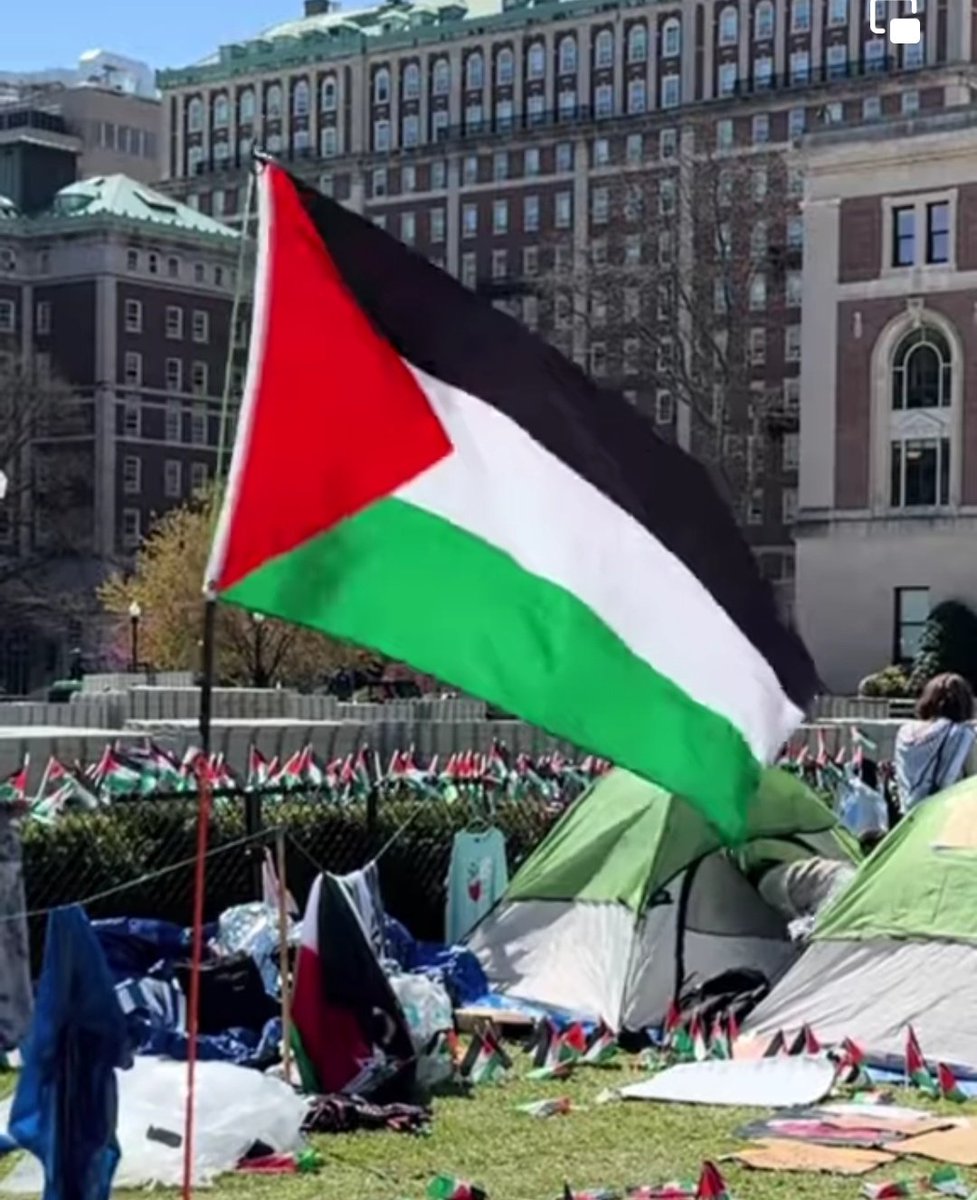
[5,0,310,73]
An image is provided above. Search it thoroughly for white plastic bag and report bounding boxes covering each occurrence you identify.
[837,776,888,839]
[388,973,454,1089]
[0,1056,307,1192]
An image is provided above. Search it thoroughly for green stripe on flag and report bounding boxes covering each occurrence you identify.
[221,496,759,839]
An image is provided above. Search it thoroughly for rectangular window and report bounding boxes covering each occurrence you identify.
[402,115,420,147]
[123,455,141,495]
[462,203,478,237]
[165,306,183,339]
[623,338,640,375]
[0,300,15,333]
[863,95,882,121]
[786,270,803,307]
[827,43,848,78]
[625,287,642,322]
[716,119,734,151]
[752,113,770,144]
[627,79,647,114]
[749,327,767,364]
[431,160,447,189]
[192,310,209,343]
[891,437,950,508]
[122,508,141,549]
[164,459,183,499]
[892,205,916,267]
[660,128,677,160]
[555,192,572,229]
[493,151,509,181]
[320,126,338,157]
[593,138,610,167]
[556,142,574,173]
[655,390,674,425]
[750,274,767,310]
[782,487,798,525]
[592,187,610,225]
[626,133,643,165]
[785,325,801,361]
[522,294,539,330]
[894,586,930,663]
[373,119,391,151]
[493,199,509,234]
[165,404,181,443]
[191,462,209,493]
[659,178,677,216]
[791,0,811,32]
[122,402,141,437]
[524,147,540,176]
[191,361,208,396]
[790,50,810,84]
[36,301,52,335]
[782,432,800,470]
[747,489,764,526]
[902,89,920,116]
[461,252,477,289]
[492,249,507,280]
[430,208,446,243]
[523,195,540,233]
[190,406,207,446]
[400,212,416,245]
[661,74,680,109]
[828,0,848,23]
[625,235,642,265]
[590,344,607,377]
[373,167,388,197]
[124,351,142,386]
[523,246,539,277]
[595,84,614,118]
[788,107,806,138]
[165,358,183,392]
[784,377,800,410]
[926,201,950,265]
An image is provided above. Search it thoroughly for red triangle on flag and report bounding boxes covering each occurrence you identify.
[906,1026,928,1076]
[208,164,452,593]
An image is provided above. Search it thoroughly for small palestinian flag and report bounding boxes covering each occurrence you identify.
[763,1030,786,1057]
[516,1097,574,1119]
[861,1166,966,1198]
[937,1062,967,1103]
[787,1025,820,1056]
[561,1023,589,1061]
[833,1037,871,1088]
[530,1019,560,1068]
[0,759,28,806]
[905,1027,936,1094]
[708,1017,730,1061]
[695,1164,730,1200]
[670,1022,695,1062]
[460,1031,510,1085]
[663,1001,683,1048]
[726,1010,740,1048]
[690,1015,708,1063]
[583,1022,619,1066]
[204,162,817,841]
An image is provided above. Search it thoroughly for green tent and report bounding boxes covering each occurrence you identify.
[467,766,855,1032]
[744,774,977,1069]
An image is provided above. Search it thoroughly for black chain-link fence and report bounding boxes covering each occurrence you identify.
[20,785,570,971]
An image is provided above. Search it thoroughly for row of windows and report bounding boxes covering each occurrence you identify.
[121,455,210,496]
[122,352,215,396]
[747,486,798,526]
[96,121,158,160]
[124,247,231,289]
[185,0,917,132]
[121,401,214,446]
[123,299,212,343]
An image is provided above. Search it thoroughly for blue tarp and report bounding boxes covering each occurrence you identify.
[8,906,132,1200]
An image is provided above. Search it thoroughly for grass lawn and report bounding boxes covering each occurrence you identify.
[3,1058,976,1199]
[5,1056,968,1200]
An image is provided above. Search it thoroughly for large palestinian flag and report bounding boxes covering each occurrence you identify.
[206,163,817,837]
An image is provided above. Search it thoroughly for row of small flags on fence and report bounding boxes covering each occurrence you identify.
[776,725,882,791]
[0,739,612,820]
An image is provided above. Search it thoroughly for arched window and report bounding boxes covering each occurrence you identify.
[187,97,204,132]
[594,29,614,67]
[265,84,283,118]
[558,35,577,74]
[496,47,514,85]
[755,0,775,39]
[627,24,648,62]
[320,76,337,110]
[292,79,310,116]
[432,57,450,94]
[213,94,230,128]
[887,324,955,509]
[892,326,952,410]
[239,89,255,123]
[719,5,739,45]
[373,67,391,103]
[527,41,545,78]
[661,17,681,57]
[403,62,421,98]
[465,51,484,89]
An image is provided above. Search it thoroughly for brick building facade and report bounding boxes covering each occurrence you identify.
[796,107,977,692]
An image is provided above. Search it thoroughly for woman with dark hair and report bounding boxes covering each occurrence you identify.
[894,672,976,813]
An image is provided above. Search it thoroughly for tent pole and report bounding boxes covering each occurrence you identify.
[276,826,293,1086]
[181,763,213,1200]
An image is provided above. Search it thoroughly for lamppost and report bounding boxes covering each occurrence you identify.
[252,612,267,688]
[128,600,141,673]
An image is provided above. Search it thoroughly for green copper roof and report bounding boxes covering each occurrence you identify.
[815,774,977,945]
[47,176,238,240]
[507,766,850,913]
[158,0,619,87]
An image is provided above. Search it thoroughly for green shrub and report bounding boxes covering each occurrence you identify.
[909,600,977,695]
[858,665,911,698]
